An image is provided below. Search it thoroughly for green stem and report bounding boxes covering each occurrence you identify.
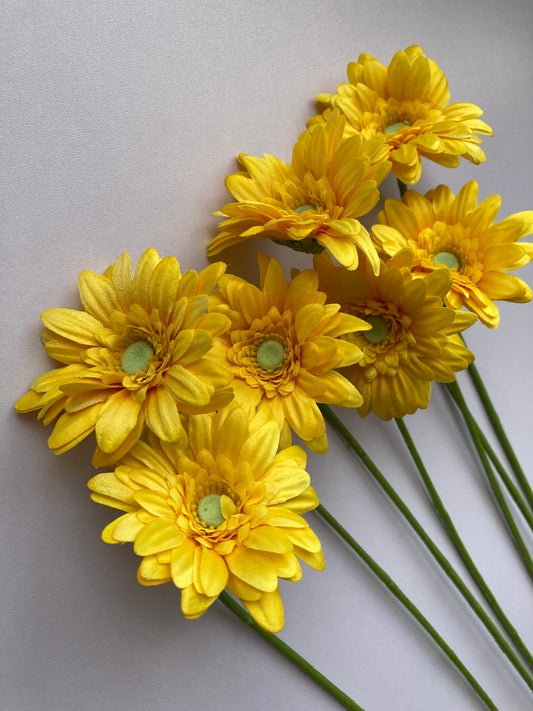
[464,356,533,512]
[445,381,533,583]
[397,179,408,198]
[319,404,533,693]
[395,416,533,672]
[478,428,533,534]
[316,504,498,711]
[218,590,365,711]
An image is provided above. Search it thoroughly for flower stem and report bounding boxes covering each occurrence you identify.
[477,426,533,535]
[445,380,533,583]
[397,179,408,198]
[319,403,533,692]
[463,353,533,513]
[395,416,533,672]
[315,503,498,711]
[218,590,365,711]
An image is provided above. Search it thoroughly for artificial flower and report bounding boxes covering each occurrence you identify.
[314,251,476,419]
[16,249,233,466]
[87,404,324,633]
[208,110,391,272]
[309,45,492,184]
[208,253,370,453]
[372,181,533,328]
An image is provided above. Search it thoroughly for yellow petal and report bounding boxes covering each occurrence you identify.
[225,547,278,592]
[164,364,211,406]
[148,256,181,320]
[137,555,171,585]
[87,471,136,510]
[193,546,228,598]
[78,271,120,323]
[95,390,142,453]
[245,526,292,554]
[134,490,175,518]
[181,584,217,619]
[134,518,185,556]
[243,589,284,633]
[145,387,184,442]
[48,403,102,454]
[132,248,161,308]
[170,538,196,588]
[237,421,279,476]
[111,252,133,309]
[41,308,101,345]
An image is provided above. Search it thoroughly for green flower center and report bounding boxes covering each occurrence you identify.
[364,315,390,343]
[433,251,460,269]
[294,204,314,215]
[257,339,285,369]
[197,494,225,527]
[384,120,411,135]
[121,340,154,375]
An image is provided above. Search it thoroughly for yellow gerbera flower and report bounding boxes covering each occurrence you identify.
[314,251,476,420]
[309,45,492,185]
[208,253,370,453]
[87,404,324,633]
[16,249,233,466]
[208,110,391,272]
[372,181,533,328]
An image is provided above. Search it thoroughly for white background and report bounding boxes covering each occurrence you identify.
[2,1,533,710]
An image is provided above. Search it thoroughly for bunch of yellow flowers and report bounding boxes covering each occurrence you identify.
[16,46,533,670]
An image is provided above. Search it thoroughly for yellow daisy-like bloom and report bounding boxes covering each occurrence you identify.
[208,110,391,272]
[87,404,324,633]
[372,181,533,328]
[208,253,370,453]
[15,249,233,466]
[309,45,492,184]
[314,251,476,420]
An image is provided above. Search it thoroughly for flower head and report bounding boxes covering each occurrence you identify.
[314,251,476,419]
[309,46,492,184]
[209,253,370,452]
[16,249,233,466]
[88,404,324,633]
[208,110,391,272]
[372,181,533,328]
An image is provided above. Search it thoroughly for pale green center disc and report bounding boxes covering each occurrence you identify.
[295,204,314,215]
[197,494,225,527]
[121,340,154,375]
[433,251,459,269]
[384,120,410,135]
[364,315,390,343]
[257,339,285,369]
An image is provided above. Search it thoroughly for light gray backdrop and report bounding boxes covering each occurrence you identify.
[3,2,532,710]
